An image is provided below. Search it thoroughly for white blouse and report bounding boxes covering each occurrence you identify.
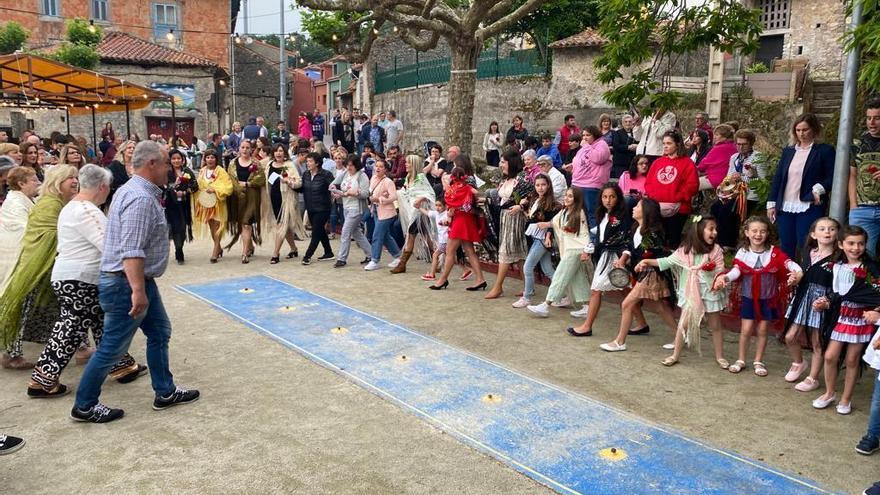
[52,200,106,285]
[0,190,36,288]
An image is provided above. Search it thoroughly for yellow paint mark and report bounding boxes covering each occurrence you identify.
[278,305,296,313]
[396,355,410,363]
[239,288,254,294]
[481,393,502,404]
[599,447,627,461]
[330,326,349,334]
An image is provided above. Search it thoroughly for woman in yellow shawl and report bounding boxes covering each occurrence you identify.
[0,165,78,369]
[261,143,306,264]
[225,140,266,263]
[192,149,233,263]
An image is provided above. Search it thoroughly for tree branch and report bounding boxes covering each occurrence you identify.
[477,0,548,41]
[398,28,442,51]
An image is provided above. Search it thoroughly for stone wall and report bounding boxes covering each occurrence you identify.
[233,44,282,127]
[785,0,846,81]
[0,63,225,144]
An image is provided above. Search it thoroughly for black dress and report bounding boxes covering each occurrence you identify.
[267,163,285,220]
[164,167,198,262]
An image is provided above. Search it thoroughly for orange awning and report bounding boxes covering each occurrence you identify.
[0,53,171,115]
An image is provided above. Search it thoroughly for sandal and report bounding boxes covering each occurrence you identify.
[661,356,678,367]
[270,256,280,264]
[753,361,768,377]
[716,358,730,369]
[241,255,250,264]
[728,360,746,374]
[286,250,298,259]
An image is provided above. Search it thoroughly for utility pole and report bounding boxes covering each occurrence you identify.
[279,0,287,123]
[242,0,249,34]
[830,0,864,222]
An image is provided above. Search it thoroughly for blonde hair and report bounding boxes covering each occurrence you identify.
[58,143,86,168]
[119,140,136,164]
[6,166,36,191]
[405,154,421,183]
[0,143,18,156]
[40,164,78,198]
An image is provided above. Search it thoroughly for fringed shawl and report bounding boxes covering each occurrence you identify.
[192,166,234,240]
[261,160,306,239]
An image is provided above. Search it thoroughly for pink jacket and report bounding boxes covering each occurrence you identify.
[618,171,647,195]
[369,176,398,220]
[697,140,737,188]
[298,117,313,139]
[571,139,612,189]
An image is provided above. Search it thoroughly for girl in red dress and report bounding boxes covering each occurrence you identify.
[428,168,487,290]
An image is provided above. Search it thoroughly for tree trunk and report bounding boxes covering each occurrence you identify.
[445,41,480,158]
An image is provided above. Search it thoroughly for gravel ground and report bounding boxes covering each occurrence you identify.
[1,237,876,494]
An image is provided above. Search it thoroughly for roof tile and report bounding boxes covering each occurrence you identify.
[98,31,218,68]
[549,28,608,49]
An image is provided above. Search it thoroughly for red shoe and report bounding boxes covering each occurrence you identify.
[459,270,473,281]
[421,273,436,281]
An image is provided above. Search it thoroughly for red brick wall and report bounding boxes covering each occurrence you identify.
[4,0,230,69]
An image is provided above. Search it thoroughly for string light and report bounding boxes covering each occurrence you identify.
[88,20,97,34]
[332,34,338,41]
[166,29,176,42]
[219,80,226,86]
[393,26,398,32]
[256,69,263,76]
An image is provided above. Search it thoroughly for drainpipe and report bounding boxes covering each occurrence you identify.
[830,0,864,222]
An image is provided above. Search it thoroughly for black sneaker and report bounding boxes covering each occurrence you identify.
[27,383,69,399]
[334,260,346,268]
[865,481,880,495]
[116,364,148,384]
[70,403,125,423]
[153,387,200,410]
[0,434,25,455]
[301,257,312,265]
[857,435,880,455]
[359,257,371,265]
[317,252,335,261]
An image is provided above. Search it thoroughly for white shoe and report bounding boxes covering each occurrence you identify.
[551,296,572,308]
[388,257,401,268]
[364,261,381,271]
[836,402,852,415]
[527,302,549,317]
[662,343,675,350]
[512,297,531,308]
[812,394,836,409]
[600,341,627,352]
[569,304,589,318]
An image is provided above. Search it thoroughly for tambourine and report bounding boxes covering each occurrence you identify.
[608,267,631,289]
[197,191,217,208]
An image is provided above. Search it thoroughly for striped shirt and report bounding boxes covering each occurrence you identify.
[101,174,169,278]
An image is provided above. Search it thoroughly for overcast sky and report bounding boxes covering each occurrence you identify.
[240,1,303,35]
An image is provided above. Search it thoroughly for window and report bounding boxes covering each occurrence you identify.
[758,0,790,30]
[92,0,109,21]
[41,0,60,16]
[153,3,178,40]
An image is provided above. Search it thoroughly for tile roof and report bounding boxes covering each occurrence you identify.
[98,31,218,68]
[549,28,608,49]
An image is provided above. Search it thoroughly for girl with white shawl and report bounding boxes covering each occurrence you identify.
[261,143,306,264]
[391,155,437,274]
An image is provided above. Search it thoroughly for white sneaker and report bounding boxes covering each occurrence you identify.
[364,261,381,271]
[600,341,627,352]
[551,297,572,308]
[512,297,531,308]
[388,257,401,268]
[527,302,549,317]
[569,304,589,318]
[662,343,675,350]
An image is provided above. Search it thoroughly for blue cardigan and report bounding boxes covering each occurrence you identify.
[768,143,835,208]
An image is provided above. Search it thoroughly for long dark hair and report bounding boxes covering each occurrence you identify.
[564,187,585,236]
[501,149,523,179]
[488,121,499,133]
[680,214,717,255]
[634,197,663,236]
[532,174,558,216]
[271,142,289,161]
[628,154,649,180]
[453,154,474,176]
[663,130,687,158]
[594,182,626,225]
[687,129,711,164]
[736,215,777,251]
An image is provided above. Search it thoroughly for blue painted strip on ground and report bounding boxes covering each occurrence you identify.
[177,275,835,495]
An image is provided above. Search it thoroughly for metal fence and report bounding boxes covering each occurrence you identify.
[374,48,548,94]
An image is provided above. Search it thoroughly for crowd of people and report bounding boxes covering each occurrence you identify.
[1,101,880,475]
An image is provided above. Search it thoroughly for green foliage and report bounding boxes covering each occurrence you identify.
[505,0,600,62]
[65,18,102,46]
[0,22,28,55]
[594,0,763,112]
[254,34,334,65]
[846,0,880,94]
[52,18,102,69]
[745,62,769,74]
[300,9,366,49]
[53,43,100,70]
[748,150,780,205]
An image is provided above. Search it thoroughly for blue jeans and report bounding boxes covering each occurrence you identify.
[523,237,555,299]
[580,187,599,239]
[850,205,880,257]
[329,202,344,234]
[363,209,375,240]
[867,373,880,441]
[371,216,401,262]
[776,205,823,259]
[74,274,175,410]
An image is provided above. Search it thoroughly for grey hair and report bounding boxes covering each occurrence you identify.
[0,157,16,169]
[78,164,112,190]
[521,149,537,161]
[132,140,164,170]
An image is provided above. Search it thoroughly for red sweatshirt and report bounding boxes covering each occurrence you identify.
[645,155,699,214]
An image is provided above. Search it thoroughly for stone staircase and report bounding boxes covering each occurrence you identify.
[811,80,843,123]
